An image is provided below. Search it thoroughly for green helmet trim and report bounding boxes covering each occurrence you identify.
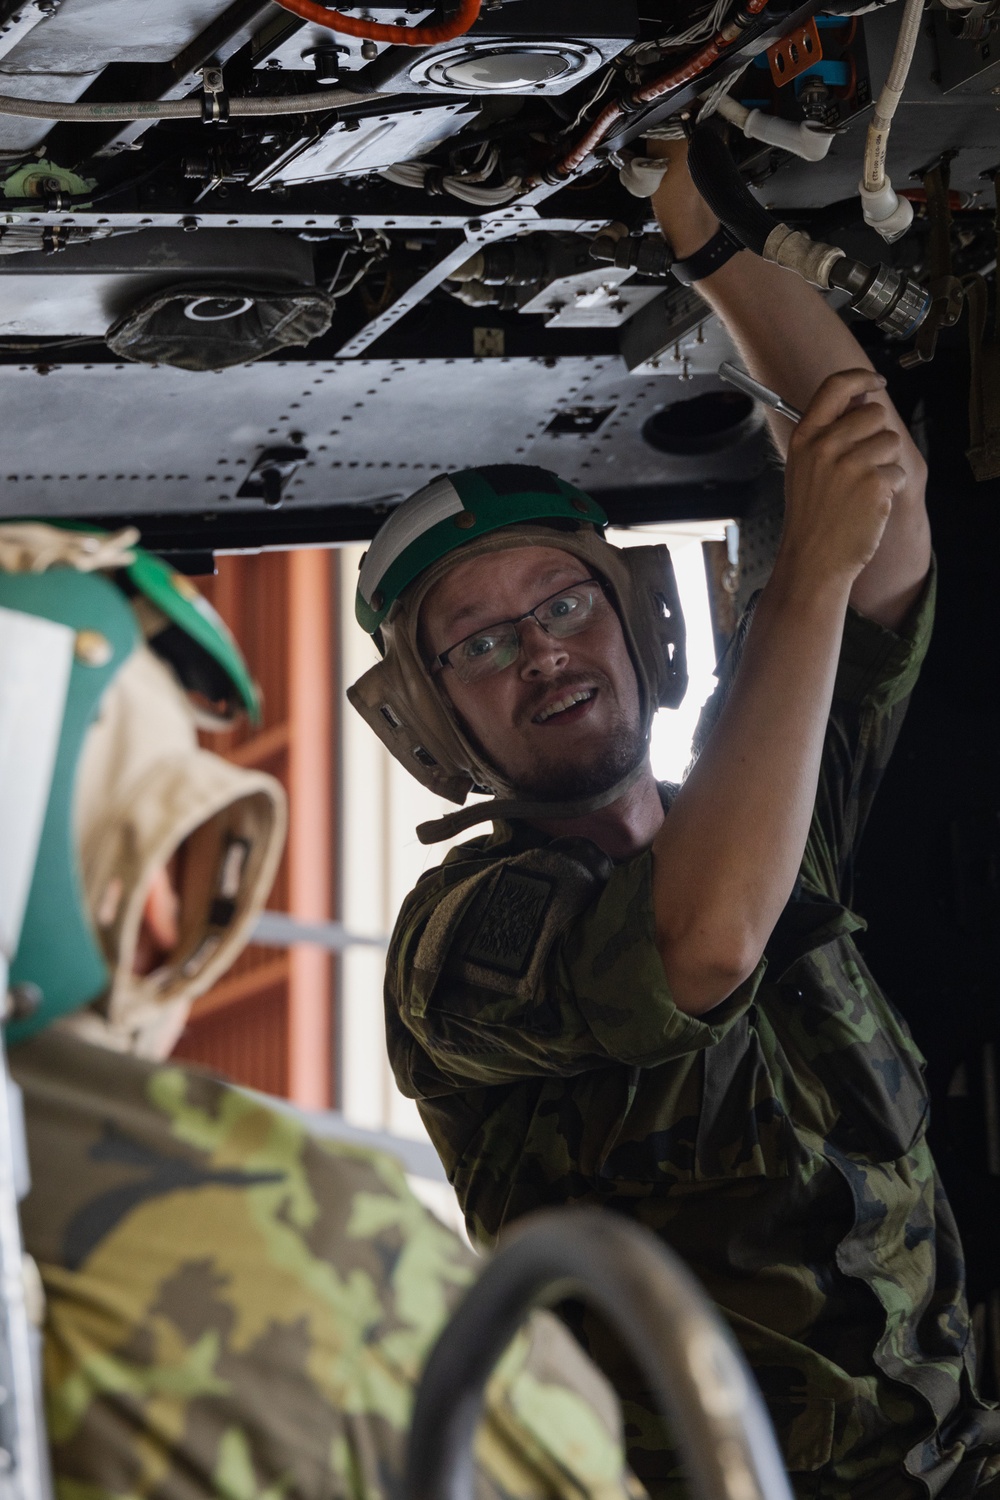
[355,466,608,635]
[36,519,260,724]
[4,570,139,1045]
[125,548,261,725]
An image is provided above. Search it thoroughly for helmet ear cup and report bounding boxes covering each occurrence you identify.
[615,544,688,711]
[346,659,478,804]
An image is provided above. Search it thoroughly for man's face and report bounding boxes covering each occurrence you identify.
[420,544,646,800]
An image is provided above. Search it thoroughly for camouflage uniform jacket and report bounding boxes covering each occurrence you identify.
[385,571,1000,1500]
[11,1030,641,1500]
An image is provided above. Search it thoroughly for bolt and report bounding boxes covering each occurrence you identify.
[337,215,356,230]
[467,218,483,232]
[181,215,199,232]
[361,39,378,59]
[75,629,113,667]
[7,982,42,1021]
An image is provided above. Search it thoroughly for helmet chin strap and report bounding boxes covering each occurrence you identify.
[416,758,649,845]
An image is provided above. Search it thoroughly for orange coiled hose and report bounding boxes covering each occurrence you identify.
[555,0,772,178]
[271,0,481,45]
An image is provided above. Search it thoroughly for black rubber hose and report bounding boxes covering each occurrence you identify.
[687,122,778,256]
[406,1209,793,1500]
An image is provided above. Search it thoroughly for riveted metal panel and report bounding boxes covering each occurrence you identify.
[0,354,769,526]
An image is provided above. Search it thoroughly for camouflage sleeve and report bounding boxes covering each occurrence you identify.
[389,839,765,1090]
[802,560,937,901]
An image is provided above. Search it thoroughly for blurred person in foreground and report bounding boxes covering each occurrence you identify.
[1,522,639,1500]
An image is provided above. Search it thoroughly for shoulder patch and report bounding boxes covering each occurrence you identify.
[459,868,554,978]
[408,842,612,1020]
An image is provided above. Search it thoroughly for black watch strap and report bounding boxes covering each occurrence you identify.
[670,225,743,286]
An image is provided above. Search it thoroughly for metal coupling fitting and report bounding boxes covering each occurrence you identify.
[830,259,930,339]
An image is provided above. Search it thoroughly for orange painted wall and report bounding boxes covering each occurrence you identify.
[171,549,336,1107]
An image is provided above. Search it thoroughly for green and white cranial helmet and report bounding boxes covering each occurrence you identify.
[349,465,688,843]
[1,522,286,1053]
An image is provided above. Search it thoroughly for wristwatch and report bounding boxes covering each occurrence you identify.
[670,224,744,286]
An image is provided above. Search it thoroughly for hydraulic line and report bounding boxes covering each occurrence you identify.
[687,122,930,338]
[553,0,771,180]
[0,83,385,123]
[270,0,480,45]
[859,0,922,239]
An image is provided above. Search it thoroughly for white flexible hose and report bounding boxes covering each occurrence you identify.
[863,0,923,192]
[858,0,922,240]
[0,85,383,122]
[711,93,834,161]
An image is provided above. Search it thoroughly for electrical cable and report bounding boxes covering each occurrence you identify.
[381,160,522,204]
[270,0,480,45]
[632,0,734,58]
[552,0,771,179]
[0,83,386,123]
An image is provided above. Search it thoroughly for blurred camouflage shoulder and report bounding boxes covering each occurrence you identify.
[10,1030,640,1500]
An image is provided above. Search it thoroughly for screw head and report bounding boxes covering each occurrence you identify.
[7,982,43,1021]
[75,629,113,668]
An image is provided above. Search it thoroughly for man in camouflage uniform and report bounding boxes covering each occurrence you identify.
[349,145,1000,1499]
[2,526,638,1500]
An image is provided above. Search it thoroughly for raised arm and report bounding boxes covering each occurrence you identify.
[639,142,930,1015]
[649,138,931,629]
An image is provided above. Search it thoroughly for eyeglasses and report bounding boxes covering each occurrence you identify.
[432,578,608,684]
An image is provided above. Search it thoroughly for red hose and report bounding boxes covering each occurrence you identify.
[555,0,772,178]
[271,0,481,46]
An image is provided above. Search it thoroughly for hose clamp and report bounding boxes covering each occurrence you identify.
[201,66,230,125]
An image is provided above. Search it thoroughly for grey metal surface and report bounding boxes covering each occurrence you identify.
[0,205,603,234]
[766,7,1000,208]
[0,68,103,153]
[0,227,315,335]
[519,264,664,328]
[0,352,770,518]
[0,0,243,71]
[251,101,476,190]
[0,1,47,69]
[254,6,435,77]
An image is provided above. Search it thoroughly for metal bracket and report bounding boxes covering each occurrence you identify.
[236,444,308,506]
[900,161,965,368]
[200,65,230,125]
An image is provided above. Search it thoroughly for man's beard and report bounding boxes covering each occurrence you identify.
[489,671,648,803]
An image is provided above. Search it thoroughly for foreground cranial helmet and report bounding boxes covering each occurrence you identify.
[349,465,687,841]
[1,522,287,1054]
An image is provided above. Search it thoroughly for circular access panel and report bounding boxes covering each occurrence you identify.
[642,390,757,456]
[409,41,600,93]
